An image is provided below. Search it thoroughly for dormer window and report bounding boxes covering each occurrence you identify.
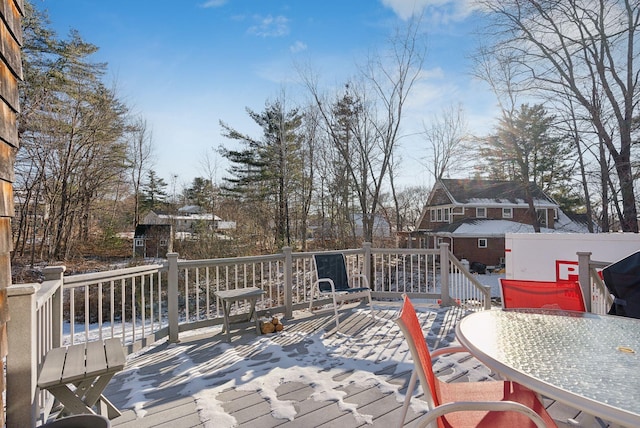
[430,207,450,223]
[476,207,487,218]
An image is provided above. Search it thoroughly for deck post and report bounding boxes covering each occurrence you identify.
[362,242,372,288]
[43,266,66,348]
[6,283,39,428]
[577,251,593,313]
[167,253,179,343]
[439,243,452,306]
[283,247,293,319]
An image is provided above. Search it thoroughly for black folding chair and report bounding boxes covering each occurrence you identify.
[602,250,640,318]
[309,253,374,329]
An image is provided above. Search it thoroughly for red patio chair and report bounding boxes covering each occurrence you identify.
[500,279,586,312]
[395,295,556,428]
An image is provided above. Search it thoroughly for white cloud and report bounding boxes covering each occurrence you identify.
[381,0,478,21]
[200,0,227,8]
[289,41,307,53]
[248,15,290,37]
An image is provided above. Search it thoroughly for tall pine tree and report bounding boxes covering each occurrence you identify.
[219,99,303,249]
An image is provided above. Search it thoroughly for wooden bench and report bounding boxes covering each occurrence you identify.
[38,338,126,420]
[215,287,265,342]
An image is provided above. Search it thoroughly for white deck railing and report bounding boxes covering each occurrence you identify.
[5,242,490,427]
[577,251,614,315]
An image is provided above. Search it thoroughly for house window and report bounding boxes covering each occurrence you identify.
[431,208,451,222]
[478,238,488,248]
[502,208,513,219]
[476,207,487,218]
[159,239,167,246]
[134,238,144,247]
[536,209,548,228]
[436,237,444,248]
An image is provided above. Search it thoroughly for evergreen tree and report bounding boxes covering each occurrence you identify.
[185,177,215,211]
[16,3,129,260]
[478,104,575,230]
[219,99,303,249]
[141,170,168,211]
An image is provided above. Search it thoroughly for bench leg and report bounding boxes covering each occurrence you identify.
[249,297,261,335]
[97,394,122,419]
[82,374,116,409]
[221,300,232,342]
[47,385,96,417]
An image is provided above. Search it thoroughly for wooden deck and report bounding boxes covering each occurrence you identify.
[98,303,619,428]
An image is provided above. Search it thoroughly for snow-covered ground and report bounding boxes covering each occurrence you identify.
[473,273,504,298]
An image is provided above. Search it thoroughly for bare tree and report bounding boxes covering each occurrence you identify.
[199,148,220,217]
[127,117,154,226]
[302,16,427,243]
[475,0,640,231]
[422,103,469,182]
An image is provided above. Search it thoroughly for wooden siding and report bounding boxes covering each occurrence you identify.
[0,0,22,425]
[453,237,504,267]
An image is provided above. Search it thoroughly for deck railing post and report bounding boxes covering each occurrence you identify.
[440,243,452,305]
[577,251,593,313]
[167,252,179,343]
[283,247,293,319]
[363,242,372,289]
[6,283,40,428]
[43,266,66,348]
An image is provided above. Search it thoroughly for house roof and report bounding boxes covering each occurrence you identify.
[430,219,556,237]
[427,212,592,237]
[134,224,171,237]
[178,205,202,214]
[554,210,595,233]
[436,179,557,207]
[144,210,221,223]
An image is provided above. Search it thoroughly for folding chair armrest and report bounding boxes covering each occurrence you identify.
[315,278,337,293]
[416,400,548,428]
[430,346,469,359]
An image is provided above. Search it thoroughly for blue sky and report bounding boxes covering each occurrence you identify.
[33,0,497,190]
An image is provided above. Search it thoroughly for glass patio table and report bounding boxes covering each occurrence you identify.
[456,309,640,427]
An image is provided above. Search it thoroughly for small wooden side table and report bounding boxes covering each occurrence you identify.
[215,287,265,342]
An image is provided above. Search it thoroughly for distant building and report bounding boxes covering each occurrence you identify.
[135,206,236,258]
[133,224,172,258]
[404,179,593,267]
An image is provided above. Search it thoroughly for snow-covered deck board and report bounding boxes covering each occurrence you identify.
[103,303,615,428]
